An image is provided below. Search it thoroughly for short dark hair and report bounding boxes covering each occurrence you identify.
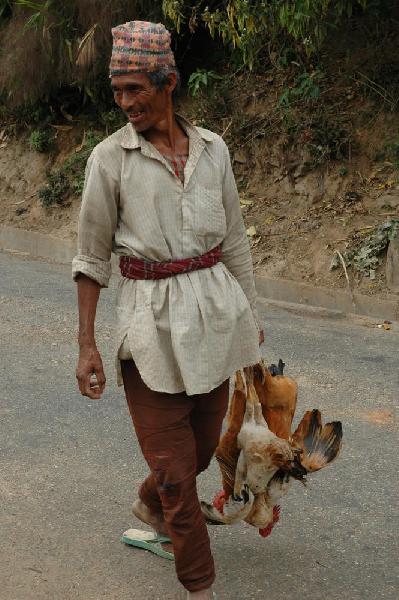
[146,67,181,105]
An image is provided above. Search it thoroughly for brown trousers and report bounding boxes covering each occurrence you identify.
[121,360,229,592]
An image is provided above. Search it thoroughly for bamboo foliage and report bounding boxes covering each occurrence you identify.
[75,23,98,70]
[163,0,378,65]
[0,0,393,105]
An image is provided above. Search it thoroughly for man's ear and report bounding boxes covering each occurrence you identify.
[166,72,177,95]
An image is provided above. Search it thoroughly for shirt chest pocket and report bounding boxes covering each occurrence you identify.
[192,185,226,237]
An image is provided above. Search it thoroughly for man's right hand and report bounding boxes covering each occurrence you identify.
[76,345,106,400]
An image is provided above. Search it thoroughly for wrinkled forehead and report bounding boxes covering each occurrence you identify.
[110,72,152,89]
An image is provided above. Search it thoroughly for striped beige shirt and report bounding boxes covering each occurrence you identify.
[72,116,261,395]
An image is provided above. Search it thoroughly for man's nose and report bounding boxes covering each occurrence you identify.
[119,91,134,111]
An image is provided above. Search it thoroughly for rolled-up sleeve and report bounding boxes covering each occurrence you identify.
[220,141,261,331]
[72,150,119,287]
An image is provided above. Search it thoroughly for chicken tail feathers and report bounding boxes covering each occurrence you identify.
[268,359,286,377]
[288,451,308,481]
[292,409,343,472]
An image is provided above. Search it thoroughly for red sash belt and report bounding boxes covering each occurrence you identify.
[119,245,222,280]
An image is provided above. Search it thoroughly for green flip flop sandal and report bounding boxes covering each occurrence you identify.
[121,528,174,561]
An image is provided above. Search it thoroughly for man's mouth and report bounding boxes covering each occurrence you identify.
[128,111,145,123]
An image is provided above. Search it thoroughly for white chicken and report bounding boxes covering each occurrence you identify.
[201,362,342,537]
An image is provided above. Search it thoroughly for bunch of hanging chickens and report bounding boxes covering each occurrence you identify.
[201,361,343,537]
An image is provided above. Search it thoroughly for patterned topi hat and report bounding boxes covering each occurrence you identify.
[109,20,176,77]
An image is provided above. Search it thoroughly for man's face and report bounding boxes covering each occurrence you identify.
[111,72,173,132]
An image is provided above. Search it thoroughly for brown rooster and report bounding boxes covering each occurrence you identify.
[201,361,342,537]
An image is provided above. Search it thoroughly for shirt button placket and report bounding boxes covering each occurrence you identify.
[181,186,189,256]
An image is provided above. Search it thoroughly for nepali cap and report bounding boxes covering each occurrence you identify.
[109,20,175,77]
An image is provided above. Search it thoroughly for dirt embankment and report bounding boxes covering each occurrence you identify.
[1,91,399,299]
[0,130,82,240]
[228,106,399,297]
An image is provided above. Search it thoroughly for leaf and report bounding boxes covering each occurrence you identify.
[264,215,276,225]
[75,129,87,153]
[65,39,73,64]
[246,225,257,237]
[76,23,98,63]
[50,124,73,131]
[60,106,74,121]
[234,150,247,164]
[15,0,44,9]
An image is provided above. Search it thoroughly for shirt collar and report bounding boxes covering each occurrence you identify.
[120,113,213,150]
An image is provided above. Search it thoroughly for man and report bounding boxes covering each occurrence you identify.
[73,20,263,600]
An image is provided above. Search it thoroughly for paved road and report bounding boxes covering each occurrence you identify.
[0,251,398,600]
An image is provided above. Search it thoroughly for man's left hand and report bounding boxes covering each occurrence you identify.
[259,330,265,346]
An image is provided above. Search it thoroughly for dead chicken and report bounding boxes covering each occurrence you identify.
[201,361,342,537]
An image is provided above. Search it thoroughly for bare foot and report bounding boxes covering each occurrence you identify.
[132,499,173,553]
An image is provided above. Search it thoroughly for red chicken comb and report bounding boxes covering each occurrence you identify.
[212,489,226,514]
[213,491,281,538]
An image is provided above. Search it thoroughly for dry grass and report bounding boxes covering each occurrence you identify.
[0,11,54,103]
[0,1,162,104]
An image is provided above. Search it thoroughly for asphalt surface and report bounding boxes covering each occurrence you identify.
[0,251,398,600]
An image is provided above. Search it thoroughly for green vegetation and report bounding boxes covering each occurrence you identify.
[0,0,12,18]
[279,71,323,108]
[0,0,397,208]
[376,135,399,170]
[163,0,377,66]
[29,127,54,152]
[38,172,70,207]
[38,129,104,206]
[63,130,104,195]
[100,109,126,135]
[188,69,223,97]
[0,0,394,109]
